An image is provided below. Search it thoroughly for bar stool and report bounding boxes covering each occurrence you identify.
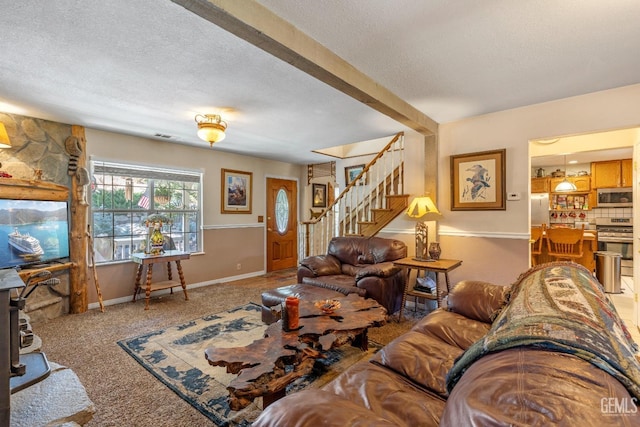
[530,224,545,266]
[545,224,585,263]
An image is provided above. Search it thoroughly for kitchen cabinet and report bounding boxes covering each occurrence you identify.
[622,159,633,187]
[549,176,590,192]
[531,177,549,193]
[592,159,632,188]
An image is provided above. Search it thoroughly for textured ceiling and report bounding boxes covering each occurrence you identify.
[1,0,639,164]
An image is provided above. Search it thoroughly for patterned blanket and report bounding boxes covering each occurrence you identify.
[446,262,640,399]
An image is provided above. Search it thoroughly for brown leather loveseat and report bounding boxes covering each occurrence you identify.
[296,236,407,314]
[254,262,640,426]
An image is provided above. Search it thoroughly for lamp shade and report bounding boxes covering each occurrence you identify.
[554,179,577,192]
[0,123,11,148]
[553,154,576,192]
[195,114,227,147]
[406,196,441,219]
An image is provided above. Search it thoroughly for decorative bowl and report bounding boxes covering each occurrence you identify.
[315,299,341,314]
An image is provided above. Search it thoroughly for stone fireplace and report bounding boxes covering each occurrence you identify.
[0,113,89,319]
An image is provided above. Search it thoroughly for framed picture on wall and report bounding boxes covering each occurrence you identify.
[345,164,367,185]
[312,183,327,208]
[450,149,506,211]
[221,168,252,214]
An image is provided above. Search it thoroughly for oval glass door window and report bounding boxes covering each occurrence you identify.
[275,188,289,234]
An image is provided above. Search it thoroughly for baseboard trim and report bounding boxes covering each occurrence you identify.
[87,270,266,310]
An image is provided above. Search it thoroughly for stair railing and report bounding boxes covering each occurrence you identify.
[300,132,405,258]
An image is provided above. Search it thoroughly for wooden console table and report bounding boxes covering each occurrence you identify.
[393,257,463,320]
[131,250,190,310]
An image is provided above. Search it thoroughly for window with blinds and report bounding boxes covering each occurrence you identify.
[90,159,202,263]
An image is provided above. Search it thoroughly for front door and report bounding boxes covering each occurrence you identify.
[266,178,298,272]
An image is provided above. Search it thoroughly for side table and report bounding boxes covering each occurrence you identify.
[131,250,190,310]
[393,257,462,321]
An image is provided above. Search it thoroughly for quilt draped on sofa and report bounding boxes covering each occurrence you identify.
[447,262,640,399]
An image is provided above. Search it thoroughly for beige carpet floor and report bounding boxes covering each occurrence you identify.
[33,270,428,426]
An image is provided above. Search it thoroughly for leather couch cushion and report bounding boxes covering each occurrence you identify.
[411,309,491,350]
[447,280,509,323]
[442,348,640,426]
[252,389,397,427]
[354,262,402,280]
[299,254,342,276]
[323,360,445,427]
[372,330,463,397]
[301,275,366,296]
[328,236,406,266]
[340,262,401,280]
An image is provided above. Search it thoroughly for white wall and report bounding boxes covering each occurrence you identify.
[436,83,640,285]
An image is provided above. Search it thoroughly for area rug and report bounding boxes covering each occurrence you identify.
[118,303,381,426]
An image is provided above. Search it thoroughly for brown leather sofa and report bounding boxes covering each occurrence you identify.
[254,263,640,427]
[296,236,407,314]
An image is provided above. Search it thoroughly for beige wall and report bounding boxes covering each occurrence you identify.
[436,83,640,285]
[79,83,640,304]
[87,227,264,303]
[86,129,304,305]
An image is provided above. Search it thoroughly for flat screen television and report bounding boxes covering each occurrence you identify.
[0,199,70,269]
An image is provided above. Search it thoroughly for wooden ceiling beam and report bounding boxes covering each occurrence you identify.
[172,0,438,136]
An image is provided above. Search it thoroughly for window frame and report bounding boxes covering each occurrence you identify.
[89,158,203,265]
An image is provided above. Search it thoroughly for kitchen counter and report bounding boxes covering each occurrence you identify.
[536,231,597,272]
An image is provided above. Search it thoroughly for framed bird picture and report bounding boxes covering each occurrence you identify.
[450,149,506,210]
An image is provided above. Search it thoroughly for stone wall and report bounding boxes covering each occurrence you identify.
[0,113,72,183]
[0,113,73,321]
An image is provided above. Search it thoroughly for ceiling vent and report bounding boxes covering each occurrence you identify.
[154,133,173,139]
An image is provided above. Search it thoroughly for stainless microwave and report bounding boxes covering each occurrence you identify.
[597,187,633,207]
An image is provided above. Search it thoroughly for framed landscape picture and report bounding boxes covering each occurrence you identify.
[221,169,252,214]
[345,164,367,185]
[312,183,327,208]
[450,149,506,211]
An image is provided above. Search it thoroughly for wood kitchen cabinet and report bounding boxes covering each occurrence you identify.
[592,159,632,188]
[549,176,591,192]
[621,158,633,187]
[531,177,550,193]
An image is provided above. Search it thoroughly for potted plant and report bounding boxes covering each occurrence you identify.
[154,184,171,205]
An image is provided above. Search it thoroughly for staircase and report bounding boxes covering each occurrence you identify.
[300,132,408,257]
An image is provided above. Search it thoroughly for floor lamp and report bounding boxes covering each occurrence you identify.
[406,195,441,261]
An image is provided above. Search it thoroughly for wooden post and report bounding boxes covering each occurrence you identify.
[69,125,88,313]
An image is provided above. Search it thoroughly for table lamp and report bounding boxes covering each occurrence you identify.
[406,195,442,261]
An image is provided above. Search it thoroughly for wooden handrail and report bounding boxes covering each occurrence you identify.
[305,131,403,225]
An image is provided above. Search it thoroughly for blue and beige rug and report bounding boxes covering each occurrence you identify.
[118,303,381,426]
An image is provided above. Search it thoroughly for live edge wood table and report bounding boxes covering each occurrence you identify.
[131,250,190,310]
[393,257,463,320]
[204,293,386,410]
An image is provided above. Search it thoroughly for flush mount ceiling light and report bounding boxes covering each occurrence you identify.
[195,114,227,147]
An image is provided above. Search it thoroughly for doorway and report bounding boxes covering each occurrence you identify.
[266,178,298,272]
[529,126,640,332]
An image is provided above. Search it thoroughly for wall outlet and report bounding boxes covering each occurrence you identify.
[236,263,241,270]
[507,192,521,201]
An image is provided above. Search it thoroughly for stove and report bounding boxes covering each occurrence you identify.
[595,217,633,276]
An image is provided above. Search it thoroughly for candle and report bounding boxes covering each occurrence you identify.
[285,296,299,330]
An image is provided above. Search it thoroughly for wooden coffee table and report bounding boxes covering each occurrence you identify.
[204,293,386,410]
